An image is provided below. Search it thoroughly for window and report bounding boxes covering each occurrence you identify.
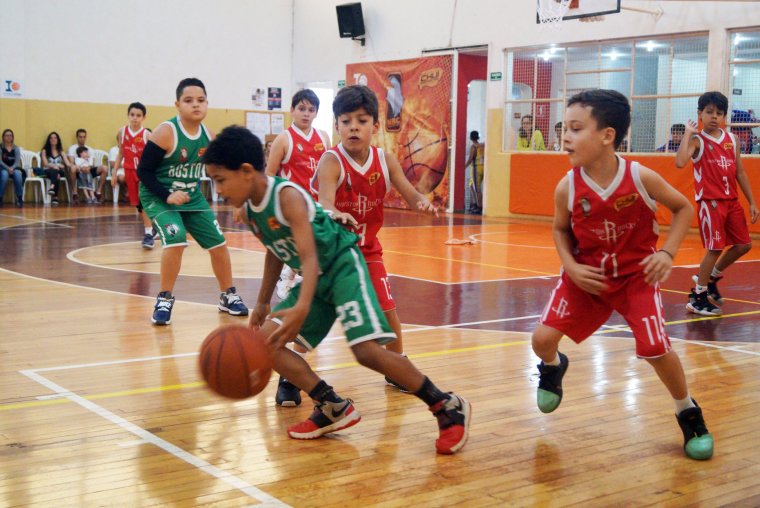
[728,29,760,155]
[503,34,708,153]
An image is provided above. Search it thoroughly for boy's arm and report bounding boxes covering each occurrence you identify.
[733,143,759,223]
[264,133,288,177]
[136,123,189,205]
[318,129,333,149]
[465,145,476,168]
[265,187,320,349]
[317,151,357,226]
[552,176,609,294]
[114,129,124,171]
[675,120,700,168]
[638,166,694,284]
[386,152,438,215]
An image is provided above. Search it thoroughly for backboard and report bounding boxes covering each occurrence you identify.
[536,0,621,23]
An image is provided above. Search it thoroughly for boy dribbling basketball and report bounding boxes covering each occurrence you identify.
[202,125,471,454]
[531,89,713,460]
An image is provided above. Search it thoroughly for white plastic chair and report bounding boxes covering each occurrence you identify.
[19,150,47,204]
[89,149,109,200]
[200,167,219,202]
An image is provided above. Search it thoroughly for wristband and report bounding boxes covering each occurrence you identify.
[657,249,674,260]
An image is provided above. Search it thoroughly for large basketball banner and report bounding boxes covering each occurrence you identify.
[346,55,452,208]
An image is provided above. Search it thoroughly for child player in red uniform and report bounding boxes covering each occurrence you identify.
[114,102,155,248]
[675,91,758,316]
[532,89,713,460]
[318,85,438,392]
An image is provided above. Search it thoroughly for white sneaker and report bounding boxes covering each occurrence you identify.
[276,277,290,300]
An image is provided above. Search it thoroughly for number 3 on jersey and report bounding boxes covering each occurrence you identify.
[353,223,367,247]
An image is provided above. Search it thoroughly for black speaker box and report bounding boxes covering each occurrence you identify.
[336,3,365,38]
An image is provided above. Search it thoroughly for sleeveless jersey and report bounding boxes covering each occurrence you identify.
[568,157,659,279]
[691,129,738,201]
[244,176,359,272]
[328,144,390,261]
[154,116,211,194]
[280,125,329,198]
[121,125,147,171]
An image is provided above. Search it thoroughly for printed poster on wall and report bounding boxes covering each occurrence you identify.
[346,55,452,208]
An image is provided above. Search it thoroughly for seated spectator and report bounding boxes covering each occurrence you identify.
[67,128,108,201]
[0,129,24,207]
[517,114,546,151]
[656,123,686,153]
[39,131,71,205]
[730,109,758,154]
[551,121,563,151]
[74,146,97,203]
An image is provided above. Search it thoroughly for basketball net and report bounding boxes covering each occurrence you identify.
[537,0,572,29]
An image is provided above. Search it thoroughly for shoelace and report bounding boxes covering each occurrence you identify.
[225,293,242,304]
[156,299,173,310]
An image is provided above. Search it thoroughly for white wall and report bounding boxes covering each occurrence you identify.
[0,0,295,109]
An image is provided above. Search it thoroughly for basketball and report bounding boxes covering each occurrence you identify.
[198,324,273,400]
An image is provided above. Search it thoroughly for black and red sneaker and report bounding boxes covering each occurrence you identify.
[430,393,471,454]
[287,399,361,439]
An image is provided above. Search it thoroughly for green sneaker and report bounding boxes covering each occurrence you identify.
[536,352,569,413]
[676,400,714,460]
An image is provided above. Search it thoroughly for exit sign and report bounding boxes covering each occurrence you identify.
[490,72,502,81]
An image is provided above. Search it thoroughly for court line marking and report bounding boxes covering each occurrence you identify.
[0,214,75,229]
[20,369,291,507]
[467,232,556,249]
[65,241,266,278]
[382,249,556,276]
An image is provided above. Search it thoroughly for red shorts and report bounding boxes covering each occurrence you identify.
[697,199,751,250]
[125,168,140,207]
[366,260,395,312]
[540,271,671,358]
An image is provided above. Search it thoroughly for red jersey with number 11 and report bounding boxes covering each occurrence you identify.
[329,144,390,262]
[691,129,738,201]
[121,126,147,171]
[281,125,329,199]
[569,157,659,279]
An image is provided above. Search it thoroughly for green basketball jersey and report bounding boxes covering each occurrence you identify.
[245,176,359,272]
[155,116,211,194]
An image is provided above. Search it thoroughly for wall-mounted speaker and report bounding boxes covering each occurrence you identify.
[336,2,365,39]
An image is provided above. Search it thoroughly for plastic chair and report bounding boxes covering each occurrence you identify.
[200,168,219,202]
[19,150,47,204]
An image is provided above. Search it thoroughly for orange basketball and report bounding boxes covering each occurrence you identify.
[198,324,273,400]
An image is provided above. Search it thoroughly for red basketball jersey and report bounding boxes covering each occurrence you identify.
[691,129,738,201]
[121,126,147,171]
[329,144,390,261]
[281,125,329,199]
[568,157,659,278]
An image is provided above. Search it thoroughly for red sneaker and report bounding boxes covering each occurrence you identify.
[287,399,361,439]
[430,393,471,454]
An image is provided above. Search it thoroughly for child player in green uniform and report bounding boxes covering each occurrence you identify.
[137,78,248,325]
[202,125,471,454]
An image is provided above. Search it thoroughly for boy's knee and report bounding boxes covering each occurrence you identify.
[738,243,752,255]
[351,341,382,369]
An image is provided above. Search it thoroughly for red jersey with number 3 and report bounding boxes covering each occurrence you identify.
[329,144,390,262]
[569,157,659,279]
[121,126,147,171]
[281,125,329,199]
[691,129,738,201]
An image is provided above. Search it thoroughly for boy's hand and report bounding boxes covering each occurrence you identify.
[565,263,609,295]
[417,199,439,217]
[640,250,673,285]
[265,304,309,350]
[166,190,190,205]
[248,302,271,330]
[750,204,759,224]
[684,119,699,137]
[232,206,246,224]
[331,211,358,227]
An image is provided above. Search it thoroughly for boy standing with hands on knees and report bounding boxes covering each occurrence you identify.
[532,89,713,460]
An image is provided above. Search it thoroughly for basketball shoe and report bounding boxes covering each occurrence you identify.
[275,377,302,407]
[152,292,175,325]
[536,352,569,413]
[692,274,723,307]
[686,291,722,316]
[287,399,361,439]
[141,233,154,250]
[676,399,714,460]
[429,393,471,454]
[218,287,249,316]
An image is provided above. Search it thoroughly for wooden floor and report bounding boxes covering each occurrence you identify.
[1,203,759,507]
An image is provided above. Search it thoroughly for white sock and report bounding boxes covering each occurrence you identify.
[675,395,696,415]
[545,353,561,366]
[711,268,722,279]
[144,227,152,234]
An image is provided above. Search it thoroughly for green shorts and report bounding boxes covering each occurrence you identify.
[273,246,396,350]
[139,187,225,249]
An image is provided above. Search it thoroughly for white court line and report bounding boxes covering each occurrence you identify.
[65,241,265,278]
[390,272,557,285]
[20,369,290,508]
[468,232,556,249]
[0,214,74,229]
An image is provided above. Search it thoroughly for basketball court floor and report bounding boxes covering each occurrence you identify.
[1,204,759,506]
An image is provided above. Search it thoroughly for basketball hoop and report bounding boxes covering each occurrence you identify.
[537,0,572,29]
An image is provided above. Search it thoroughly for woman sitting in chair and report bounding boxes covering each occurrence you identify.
[1,129,25,207]
[40,132,71,205]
